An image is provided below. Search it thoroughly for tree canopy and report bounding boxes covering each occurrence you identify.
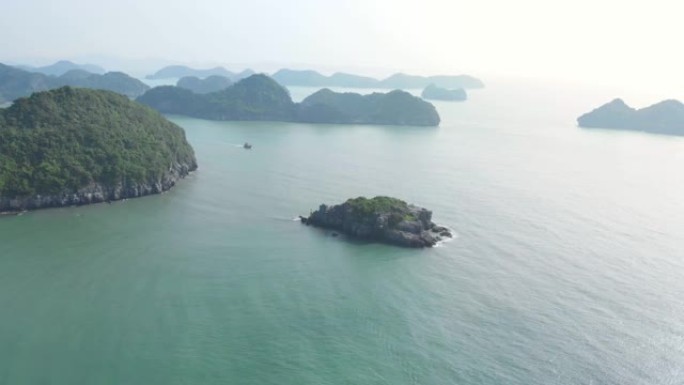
[0,87,196,197]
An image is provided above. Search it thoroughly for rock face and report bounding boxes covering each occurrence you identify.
[421,84,467,101]
[0,87,197,213]
[301,196,452,248]
[0,162,193,212]
[578,98,684,136]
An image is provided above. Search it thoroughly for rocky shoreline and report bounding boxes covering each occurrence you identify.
[0,161,196,214]
[301,196,452,248]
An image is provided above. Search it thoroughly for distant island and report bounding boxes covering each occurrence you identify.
[54,70,150,99]
[0,63,149,102]
[144,66,483,89]
[0,87,197,213]
[421,84,467,101]
[298,88,439,126]
[0,64,51,102]
[15,60,106,76]
[138,74,297,121]
[379,73,483,89]
[578,99,684,136]
[177,75,233,94]
[137,74,440,126]
[300,196,452,248]
[146,65,255,81]
[326,72,379,88]
[272,69,484,89]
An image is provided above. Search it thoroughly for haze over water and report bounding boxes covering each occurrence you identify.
[1,80,683,384]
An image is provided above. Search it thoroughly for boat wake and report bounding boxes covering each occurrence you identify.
[266,216,303,222]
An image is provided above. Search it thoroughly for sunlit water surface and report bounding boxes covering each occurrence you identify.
[1,80,683,385]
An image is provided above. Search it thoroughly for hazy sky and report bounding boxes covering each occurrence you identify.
[2,0,683,86]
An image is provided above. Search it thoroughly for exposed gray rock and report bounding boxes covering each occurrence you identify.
[0,161,195,213]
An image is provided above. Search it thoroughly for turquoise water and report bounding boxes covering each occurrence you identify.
[1,81,683,384]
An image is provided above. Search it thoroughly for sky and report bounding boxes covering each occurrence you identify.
[2,0,684,88]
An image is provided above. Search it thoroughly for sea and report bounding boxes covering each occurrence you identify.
[0,79,683,385]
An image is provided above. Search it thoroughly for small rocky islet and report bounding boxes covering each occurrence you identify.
[300,196,452,248]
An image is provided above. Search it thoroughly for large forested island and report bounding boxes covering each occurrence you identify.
[578,99,684,136]
[137,74,441,126]
[138,74,297,121]
[0,63,149,102]
[0,87,197,213]
[300,196,452,248]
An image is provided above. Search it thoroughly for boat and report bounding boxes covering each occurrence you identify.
[243,142,252,149]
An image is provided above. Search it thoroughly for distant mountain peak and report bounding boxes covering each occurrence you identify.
[270,68,484,89]
[20,60,106,76]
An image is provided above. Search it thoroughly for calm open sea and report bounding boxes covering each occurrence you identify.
[1,80,683,385]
